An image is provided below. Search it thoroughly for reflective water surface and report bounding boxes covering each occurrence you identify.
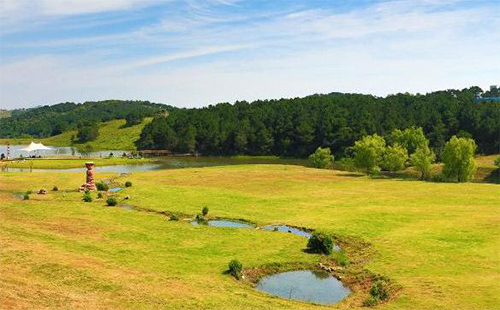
[256,270,351,305]
[191,219,256,228]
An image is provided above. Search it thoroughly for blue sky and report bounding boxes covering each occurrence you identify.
[0,0,499,109]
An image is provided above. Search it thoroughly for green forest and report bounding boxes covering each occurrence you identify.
[0,100,171,138]
[136,87,499,157]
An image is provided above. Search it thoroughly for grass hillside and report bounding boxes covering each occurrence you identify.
[0,118,152,150]
[42,118,152,150]
[1,165,498,309]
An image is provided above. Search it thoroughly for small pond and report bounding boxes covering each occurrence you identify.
[255,270,350,305]
[261,225,312,238]
[261,225,341,251]
[191,219,255,228]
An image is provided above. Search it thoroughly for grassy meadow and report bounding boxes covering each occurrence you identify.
[0,163,498,310]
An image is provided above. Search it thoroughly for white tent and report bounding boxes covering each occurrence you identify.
[20,142,52,152]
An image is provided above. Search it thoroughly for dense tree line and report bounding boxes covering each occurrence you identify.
[0,100,172,138]
[136,87,499,156]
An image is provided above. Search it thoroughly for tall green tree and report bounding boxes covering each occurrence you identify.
[442,136,477,182]
[381,144,408,172]
[353,134,386,174]
[390,127,427,155]
[410,145,436,180]
[77,125,99,142]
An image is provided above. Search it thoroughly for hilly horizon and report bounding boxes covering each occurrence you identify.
[1,86,498,157]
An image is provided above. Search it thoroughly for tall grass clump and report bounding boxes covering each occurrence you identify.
[106,197,117,206]
[202,206,209,216]
[364,279,390,307]
[96,182,109,191]
[82,191,92,202]
[228,259,243,280]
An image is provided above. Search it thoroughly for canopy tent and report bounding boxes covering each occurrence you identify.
[20,142,52,152]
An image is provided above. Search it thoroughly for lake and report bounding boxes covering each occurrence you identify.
[0,145,308,173]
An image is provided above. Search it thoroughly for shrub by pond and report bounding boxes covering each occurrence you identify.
[202,206,209,216]
[96,182,109,191]
[170,214,179,221]
[228,259,243,280]
[125,181,132,187]
[23,193,29,200]
[307,232,334,255]
[106,197,117,206]
[363,279,390,307]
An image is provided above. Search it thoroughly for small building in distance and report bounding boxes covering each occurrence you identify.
[474,85,500,102]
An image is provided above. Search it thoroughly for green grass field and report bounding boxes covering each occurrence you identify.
[0,118,151,150]
[0,164,498,309]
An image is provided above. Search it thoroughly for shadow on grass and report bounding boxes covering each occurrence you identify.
[481,168,499,184]
[338,173,364,178]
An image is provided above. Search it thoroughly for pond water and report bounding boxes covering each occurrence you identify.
[191,219,256,228]
[255,270,350,305]
[0,144,127,158]
[0,163,164,173]
[260,225,341,251]
[261,225,312,238]
[0,147,308,173]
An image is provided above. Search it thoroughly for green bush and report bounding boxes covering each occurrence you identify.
[23,193,29,200]
[308,147,334,169]
[363,279,390,307]
[202,206,209,216]
[52,186,58,191]
[82,191,92,202]
[370,280,389,300]
[307,232,334,255]
[106,197,117,206]
[26,190,33,195]
[195,213,208,225]
[170,214,179,221]
[336,251,350,266]
[96,182,109,191]
[228,259,243,280]
[494,156,500,168]
[363,295,380,307]
[125,181,132,187]
[97,192,103,199]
